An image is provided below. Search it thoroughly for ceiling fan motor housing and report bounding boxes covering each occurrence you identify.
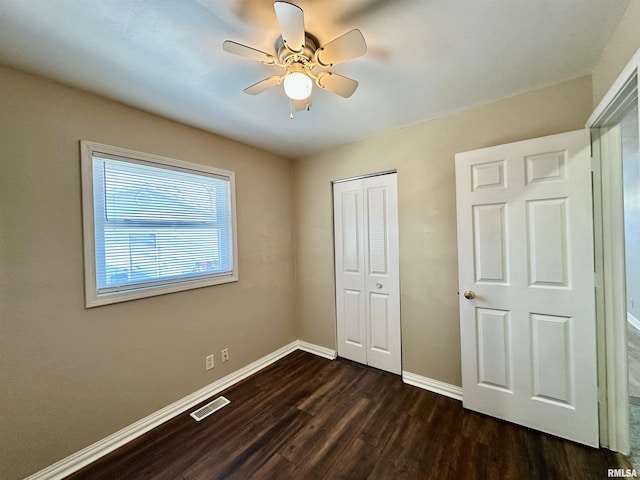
[277,33,318,64]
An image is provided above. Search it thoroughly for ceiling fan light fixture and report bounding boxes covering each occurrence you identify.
[284,71,312,100]
[223,1,367,108]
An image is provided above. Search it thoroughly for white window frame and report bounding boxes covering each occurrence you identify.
[80,141,238,308]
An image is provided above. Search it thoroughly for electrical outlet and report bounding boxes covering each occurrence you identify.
[205,354,214,370]
[221,348,229,362]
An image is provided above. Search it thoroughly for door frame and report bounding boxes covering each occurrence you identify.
[332,169,398,185]
[588,47,640,454]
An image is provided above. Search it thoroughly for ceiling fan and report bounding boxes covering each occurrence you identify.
[222,1,367,115]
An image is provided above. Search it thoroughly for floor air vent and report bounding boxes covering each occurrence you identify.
[190,396,230,422]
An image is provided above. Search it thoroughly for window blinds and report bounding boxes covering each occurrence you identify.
[92,155,234,293]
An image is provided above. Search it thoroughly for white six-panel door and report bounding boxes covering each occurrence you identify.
[455,130,598,446]
[334,173,401,375]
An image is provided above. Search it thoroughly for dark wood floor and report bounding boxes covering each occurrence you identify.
[66,350,629,480]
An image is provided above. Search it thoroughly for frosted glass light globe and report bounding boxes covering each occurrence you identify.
[284,72,312,100]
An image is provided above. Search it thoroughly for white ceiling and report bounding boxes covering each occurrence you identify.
[0,0,630,159]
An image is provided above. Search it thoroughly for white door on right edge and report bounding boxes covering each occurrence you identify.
[455,129,598,446]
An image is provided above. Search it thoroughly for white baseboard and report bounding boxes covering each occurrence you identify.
[628,312,640,332]
[402,371,463,401]
[26,340,333,480]
[296,340,337,360]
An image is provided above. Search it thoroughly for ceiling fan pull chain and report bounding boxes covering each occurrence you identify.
[289,98,294,119]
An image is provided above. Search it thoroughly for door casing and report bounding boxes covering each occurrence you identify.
[588,47,640,454]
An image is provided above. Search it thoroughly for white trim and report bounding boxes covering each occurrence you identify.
[80,140,239,308]
[296,340,337,359]
[588,48,640,127]
[331,169,398,184]
[402,371,463,401]
[25,341,302,480]
[587,48,640,455]
[598,124,631,454]
[629,312,640,332]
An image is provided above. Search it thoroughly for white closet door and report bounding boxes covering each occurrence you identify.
[334,173,401,375]
[455,129,598,446]
[334,179,367,365]
[362,174,401,374]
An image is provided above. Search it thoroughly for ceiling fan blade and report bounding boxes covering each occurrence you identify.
[274,1,306,53]
[223,40,275,64]
[293,96,312,111]
[243,76,283,95]
[316,72,359,98]
[316,29,367,67]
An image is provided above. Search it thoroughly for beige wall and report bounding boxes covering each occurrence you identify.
[0,64,296,480]
[293,76,593,387]
[0,41,610,479]
[592,0,640,107]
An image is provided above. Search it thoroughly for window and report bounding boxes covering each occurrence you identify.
[81,141,238,307]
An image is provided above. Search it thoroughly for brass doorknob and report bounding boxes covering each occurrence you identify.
[463,290,475,300]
